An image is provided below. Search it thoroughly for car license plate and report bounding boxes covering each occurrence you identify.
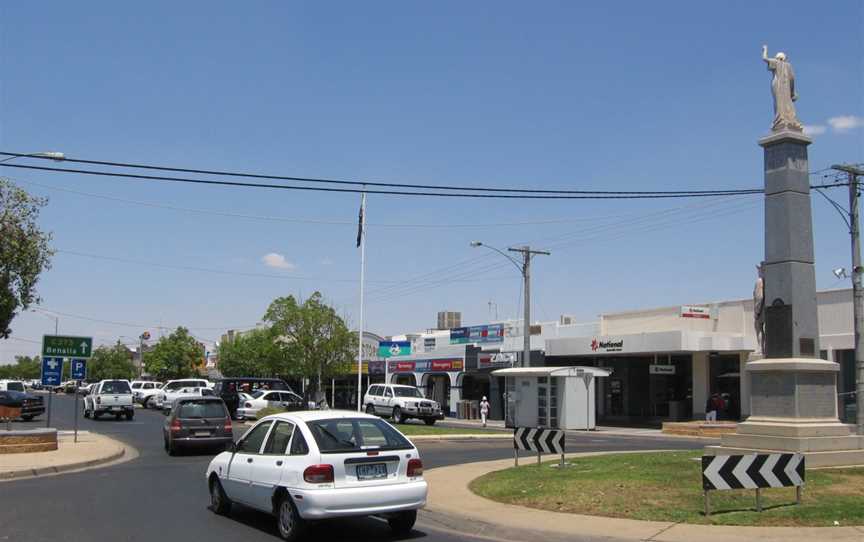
[110,406,121,411]
[420,408,430,413]
[194,431,211,437]
[356,463,388,480]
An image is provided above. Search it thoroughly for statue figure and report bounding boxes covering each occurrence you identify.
[753,262,766,353]
[762,45,803,133]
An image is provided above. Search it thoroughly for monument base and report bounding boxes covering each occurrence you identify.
[706,358,864,467]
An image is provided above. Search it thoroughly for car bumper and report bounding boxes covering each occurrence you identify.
[96,406,134,414]
[235,407,259,419]
[404,408,443,419]
[292,480,428,519]
[173,436,232,448]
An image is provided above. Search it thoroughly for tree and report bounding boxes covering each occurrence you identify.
[217,327,285,378]
[0,355,41,379]
[263,292,355,398]
[0,179,54,339]
[88,343,135,381]
[143,327,204,380]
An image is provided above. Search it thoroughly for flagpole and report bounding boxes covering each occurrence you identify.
[356,192,367,412]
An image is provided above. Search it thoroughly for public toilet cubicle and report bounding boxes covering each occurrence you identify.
[492,367,612,430]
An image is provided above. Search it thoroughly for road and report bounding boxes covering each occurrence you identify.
[2,393,709,542]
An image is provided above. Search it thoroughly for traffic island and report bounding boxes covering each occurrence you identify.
[0,428,58,454]
[0,431,132,481]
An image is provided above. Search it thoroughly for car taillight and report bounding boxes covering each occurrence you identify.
[170,419,182,432]
[407,458,423,477]
[303,464,334,484]
[244,402,252,408]
[223,419,232,432]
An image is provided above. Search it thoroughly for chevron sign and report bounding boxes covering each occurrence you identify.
[514,427,565,454]
[702,453,804,491]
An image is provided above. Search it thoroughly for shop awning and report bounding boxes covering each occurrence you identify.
[545,330,755,357]
[491,366,612,378]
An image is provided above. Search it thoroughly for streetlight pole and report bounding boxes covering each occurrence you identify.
[832,164,864,436]
[0,152,65,164]
[471,242,550,367]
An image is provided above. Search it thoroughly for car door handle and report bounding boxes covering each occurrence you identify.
[247,458,253,463]
[276,460,283,466]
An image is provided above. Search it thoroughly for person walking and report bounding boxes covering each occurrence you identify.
[705,393,719,422]
[480,396,490,427]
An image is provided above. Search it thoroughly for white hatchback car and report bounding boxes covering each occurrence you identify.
[206,411,427,541]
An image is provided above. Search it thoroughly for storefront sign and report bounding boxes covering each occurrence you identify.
[424,337,436,352]
[680,305,711,319]
[388,358,463,373]
[649,365,677,375]
[450,324,504,345]
[590,338,624,352]
[378,341,412,358]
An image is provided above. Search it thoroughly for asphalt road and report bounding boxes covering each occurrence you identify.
[2,393,709,542]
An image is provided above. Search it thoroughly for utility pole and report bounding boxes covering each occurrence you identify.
[509,246,551,367]
[471,242,550,367]
[832,164,864,436]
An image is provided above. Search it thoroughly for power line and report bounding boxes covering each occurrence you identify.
[0,163,765,199]
[0,151,766,196]
[31,306,258,332]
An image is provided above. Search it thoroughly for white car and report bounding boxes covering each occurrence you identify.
[131,381,163,405]
[156,386,215,411]
[83,380,134,420]
[363,384,443,425]
[206,411,426,541]
[235,390,305,420]
[147,379,210,409]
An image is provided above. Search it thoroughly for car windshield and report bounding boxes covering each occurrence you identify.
[165,381,191,391]
[307,418,412,453]
[177,400,226,419]
[102,381,131,394]
[393,387,423,398]
[6,382,24,392]
[251,391,266,399]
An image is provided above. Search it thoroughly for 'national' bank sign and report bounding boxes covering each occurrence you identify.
[590,338,624,352]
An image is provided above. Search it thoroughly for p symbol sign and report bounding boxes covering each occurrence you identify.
[71,359,87,380]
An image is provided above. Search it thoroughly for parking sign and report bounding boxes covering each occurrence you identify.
[71,359,87,380]
[41,357,64,387]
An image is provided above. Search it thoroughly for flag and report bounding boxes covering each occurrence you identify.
[356,193,366,247]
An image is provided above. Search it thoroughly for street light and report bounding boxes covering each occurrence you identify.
[0,151,65,164]
[30,307,59,335]
[471,241,550,367]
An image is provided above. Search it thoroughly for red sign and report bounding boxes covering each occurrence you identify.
[394,362,415,372]
[431,359,463,371]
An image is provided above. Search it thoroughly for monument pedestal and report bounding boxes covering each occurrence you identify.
[706,358,864,467]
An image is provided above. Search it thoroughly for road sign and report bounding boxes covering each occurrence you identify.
[42,335,93,358]
[41,357,64,387]
[701,453,804,515]
[514,427,565,454]
[70,359,87,380]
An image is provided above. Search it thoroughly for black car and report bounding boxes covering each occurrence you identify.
[213,377,292,419]
[0,390,45,421]
[163,397,234,455]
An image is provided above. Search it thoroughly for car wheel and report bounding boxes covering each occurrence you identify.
[83,408,90,419]
[125,412,134,421]
[114,414,122,421]
[392,406,404,424]
[145,396,154,409]
[276,494,304,541]
[93,411,101,420]
[209,477,232,515]
[388,509,417,536]
[168,439,178,456]
[21,415,34,421]
[424,418,436,426]
[365,404,375,415]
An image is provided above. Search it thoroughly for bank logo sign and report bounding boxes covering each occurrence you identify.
[378,341,411,358]
[590,338,624,352]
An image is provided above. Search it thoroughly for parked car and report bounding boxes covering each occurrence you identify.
[131,381,163,406]
[163,396,233,455]
[363,384,443,425]
[206,411,426,541]
[83,380,134,421]
[147,379,210,409]
[77,382,96,395]
[156,386,215,411]
[235,390,305,420]
[213,378,292,419]
[0,385,45,421]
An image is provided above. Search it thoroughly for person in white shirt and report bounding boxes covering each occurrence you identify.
[480,396,490,427]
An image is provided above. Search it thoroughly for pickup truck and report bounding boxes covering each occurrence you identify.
[83,380,135,421]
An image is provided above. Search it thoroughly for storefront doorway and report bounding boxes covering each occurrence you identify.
[392,373,416,387]
[425,374,450,413]
[709,353,741,420]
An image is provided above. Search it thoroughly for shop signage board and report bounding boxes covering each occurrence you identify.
[42,335,93,358]
[681,305,712,319]
[378,341,411,358]
[590,338,624,352]
[649,365,677,375]
[449,324,504,345]
[388,358,464,373]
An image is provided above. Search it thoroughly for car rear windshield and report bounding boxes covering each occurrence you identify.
[393,387,423,398]
[6,382,24,392]
[307,418,412,453]
[101,381,131,394]
[177,400,226,419]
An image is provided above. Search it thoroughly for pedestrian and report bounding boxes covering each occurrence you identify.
[705,393,719,422]
[480,396,490,427]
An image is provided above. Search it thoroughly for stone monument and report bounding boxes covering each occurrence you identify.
[706,46,864,467]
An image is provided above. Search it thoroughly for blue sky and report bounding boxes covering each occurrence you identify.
[1,1,862,361]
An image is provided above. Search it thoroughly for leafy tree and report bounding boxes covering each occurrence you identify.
[0,179,54,338]
[0,355,40,379]
[88,343,135,381]
[143,327,204,380]
[217,327,284,378]
[263,292,355,397]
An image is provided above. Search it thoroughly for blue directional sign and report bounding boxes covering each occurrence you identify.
[41,357,64,387]
[71,359,87,380]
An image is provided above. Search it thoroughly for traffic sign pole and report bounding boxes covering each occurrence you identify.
[46,389,52,429]
[70,359,86,444]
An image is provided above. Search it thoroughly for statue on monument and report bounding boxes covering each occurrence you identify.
[753,262,765,353]
[762,45,803,133]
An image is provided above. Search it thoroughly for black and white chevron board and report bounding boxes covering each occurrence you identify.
[513,427,565,454]
[701,453,804,491]
[701,453,805,516]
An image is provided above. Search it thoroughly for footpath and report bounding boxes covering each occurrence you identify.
[0,430,133,481]
[425,452,864,542]
[437,418,710,439]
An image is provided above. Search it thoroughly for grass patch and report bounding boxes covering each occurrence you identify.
[469,451,864,527]
[394,423,499,436]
